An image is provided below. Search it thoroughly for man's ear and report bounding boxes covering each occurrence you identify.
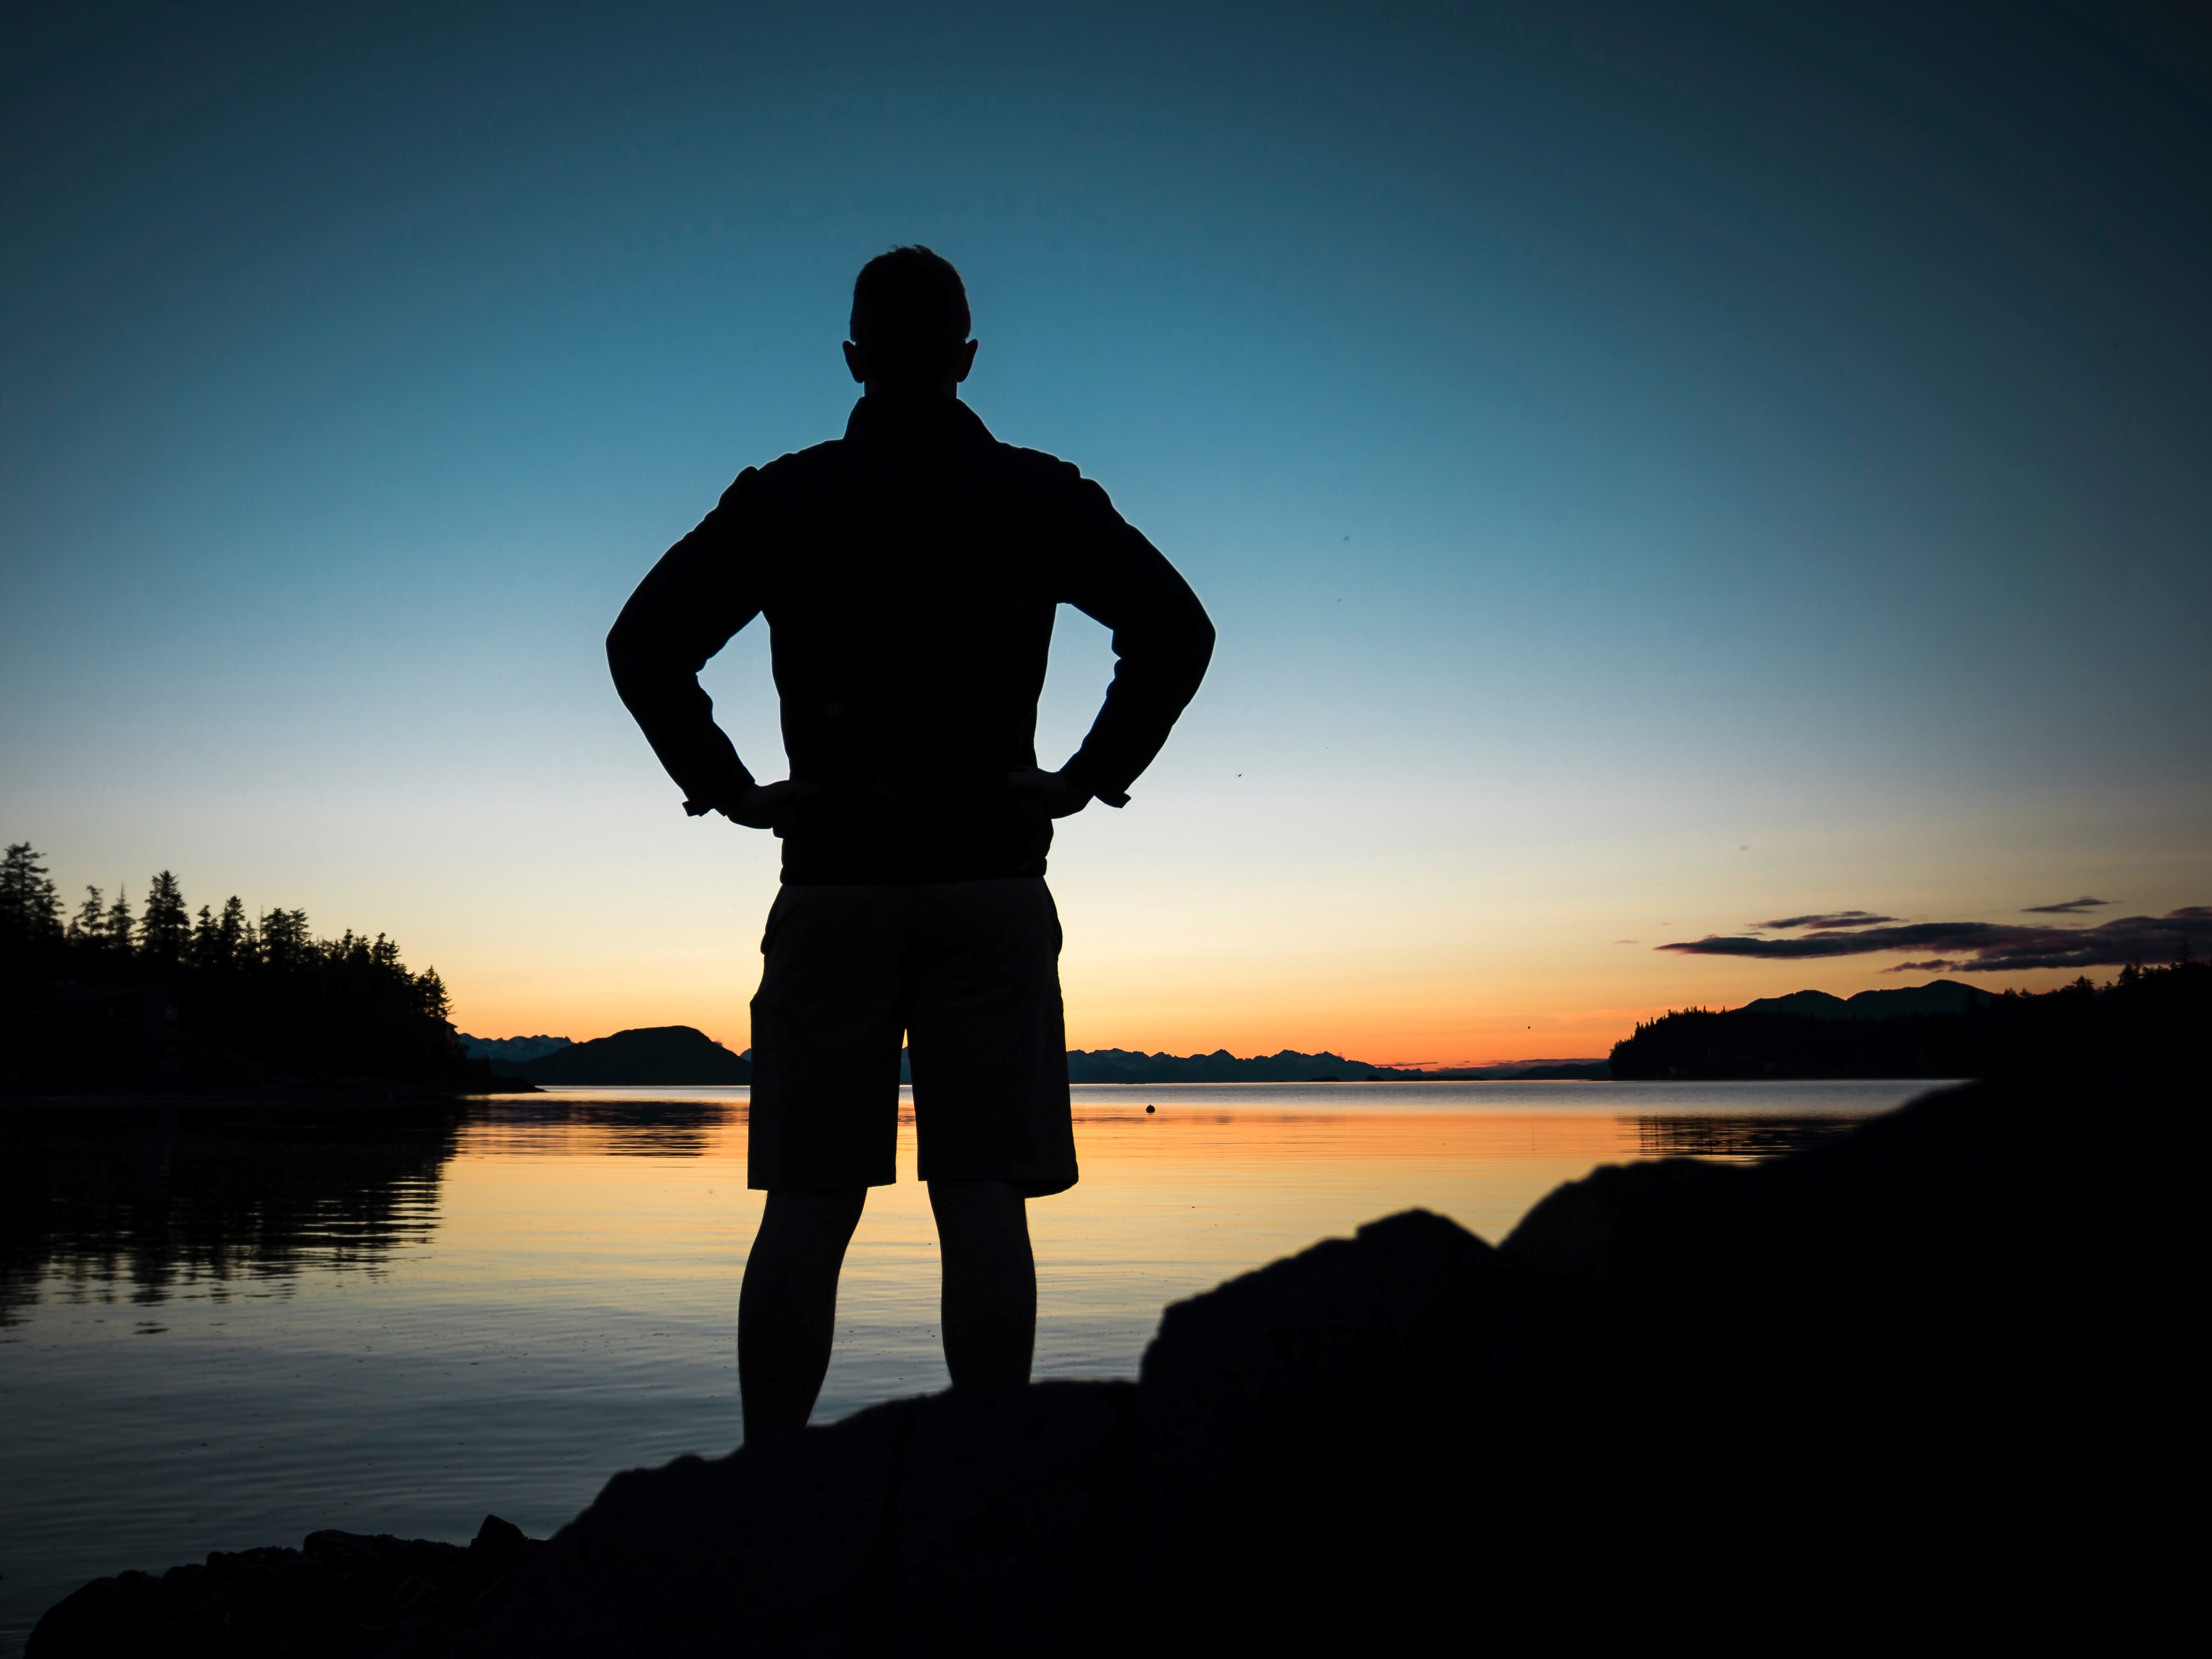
[843,340,868,384]
[951,339,979,384]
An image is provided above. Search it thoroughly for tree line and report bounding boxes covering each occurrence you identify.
[2,842,468,1089]
[1609,959,2207,1082]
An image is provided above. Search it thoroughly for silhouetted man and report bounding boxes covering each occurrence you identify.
[608,247,1214,1436]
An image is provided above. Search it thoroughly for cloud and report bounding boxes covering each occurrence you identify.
[1884,959,1963,973]
[2021,896,2111,914]
[1754,911,1900,929]
[1658,907,2212,973]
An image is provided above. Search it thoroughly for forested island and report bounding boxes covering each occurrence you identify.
[479,1026,751,1085]
[0,843,496,1093]
[1610,961,2208,1080]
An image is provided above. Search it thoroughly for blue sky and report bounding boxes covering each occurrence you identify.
[4,1,2206,1060]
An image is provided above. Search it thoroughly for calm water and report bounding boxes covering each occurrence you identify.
[0,1079,1940,1647]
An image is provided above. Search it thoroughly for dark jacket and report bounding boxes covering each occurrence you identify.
[607,391,1215,884]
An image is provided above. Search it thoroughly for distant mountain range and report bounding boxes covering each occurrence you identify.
[459,1034,574,1064]
[1065,1048,1609,1082]
[459,1032,1606,1085]
[1737,980,1995,1021]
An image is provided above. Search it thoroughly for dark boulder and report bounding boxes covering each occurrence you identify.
[455,1382,1136,1657]
[29,1515,541,1658]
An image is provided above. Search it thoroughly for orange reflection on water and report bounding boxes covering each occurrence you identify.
[438,1084,1899,1400]
[430,1098,1646,1391]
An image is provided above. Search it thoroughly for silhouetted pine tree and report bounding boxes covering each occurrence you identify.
[258,907,311,970]
[0,844,63,947]
[101,889,134,955]
[417,965,450,1022]
[140,871,191,965]
[201,896,250,969]
[67,886,106,946]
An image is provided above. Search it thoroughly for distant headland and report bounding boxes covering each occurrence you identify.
[1612,963,2207,1080]
[0,843,507,1095]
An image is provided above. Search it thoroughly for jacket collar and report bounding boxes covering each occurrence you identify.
[843,391,995,446]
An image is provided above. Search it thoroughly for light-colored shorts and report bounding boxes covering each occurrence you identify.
[746,877,1077,1196]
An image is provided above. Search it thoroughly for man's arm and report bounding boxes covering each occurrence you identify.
[606,469,783,820]
[1048,475,1217,807]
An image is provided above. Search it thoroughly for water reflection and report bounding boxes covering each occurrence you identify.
[1633,1115,1862,1161]
[1,1094,1900,1327]
[0,1105,460,1323]
[460,1100,735,1158]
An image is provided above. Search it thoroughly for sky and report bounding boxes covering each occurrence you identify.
[3,0,2207,1064]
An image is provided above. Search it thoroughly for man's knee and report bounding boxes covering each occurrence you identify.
[761,1187,867,1242]
[927,1178,1028,1246]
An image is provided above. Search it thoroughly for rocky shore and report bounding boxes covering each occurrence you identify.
[31,1073,2132,1654]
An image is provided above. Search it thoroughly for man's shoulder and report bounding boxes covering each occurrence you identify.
[738,437,847,499]
[979,436,1088,499]
[718,423,1091,509]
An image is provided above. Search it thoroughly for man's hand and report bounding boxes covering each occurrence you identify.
[718,780,822,830]
[1006,767,1093,820]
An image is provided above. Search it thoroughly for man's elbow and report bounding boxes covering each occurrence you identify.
[1176,611,1218,688]
[606,613,655,706]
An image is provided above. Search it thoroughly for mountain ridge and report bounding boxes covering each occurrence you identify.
[1737,979,1995,1021]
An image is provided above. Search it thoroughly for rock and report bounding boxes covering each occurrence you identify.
[459,1382,1137,1657]
[1502,1155,1747,1286]
[29,1515,541,1657]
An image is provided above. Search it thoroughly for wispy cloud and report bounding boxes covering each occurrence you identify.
[1754,910,1899,929]
[2021,896,2110,914]
[1659,907,2211,972]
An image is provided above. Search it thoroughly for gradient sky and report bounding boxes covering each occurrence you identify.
[4,1,2207,1063]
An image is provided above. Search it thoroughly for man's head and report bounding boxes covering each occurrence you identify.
[845,246,977,394]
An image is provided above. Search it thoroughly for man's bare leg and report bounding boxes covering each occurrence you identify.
[739,1189,866,1440]
[927,1178,1035,1391]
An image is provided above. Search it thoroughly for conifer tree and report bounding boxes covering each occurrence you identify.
[216,896,248,964]
[259,906,310,967]
[190,904,219,966]
[103,889,135,954]
[141,871,190,963]
[417,965,451,1022]
[69,886,106,944]
[0,843,63,944]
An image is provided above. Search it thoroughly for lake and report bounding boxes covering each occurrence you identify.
[0,1078,1943,1648]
